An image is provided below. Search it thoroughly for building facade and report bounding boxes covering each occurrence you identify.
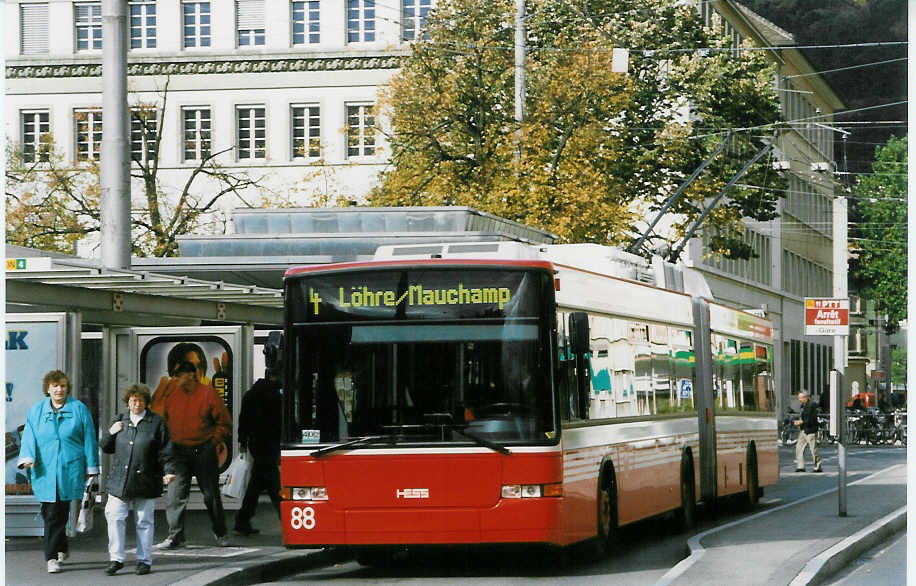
[5,0,845,415]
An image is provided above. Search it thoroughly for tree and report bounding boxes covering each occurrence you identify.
[5,79,270,257]
[890,346,905,390]
[849,135,907,334]
[371,0,785,257]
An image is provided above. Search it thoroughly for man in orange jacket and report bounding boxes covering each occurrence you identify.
[152,360,232,548]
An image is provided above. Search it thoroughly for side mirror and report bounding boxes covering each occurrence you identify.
[568,312,590,356]
[567,312,591,419]
[264,331,284,376]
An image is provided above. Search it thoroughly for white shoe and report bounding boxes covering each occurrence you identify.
[57,551,68,562]
[47,559,61,573]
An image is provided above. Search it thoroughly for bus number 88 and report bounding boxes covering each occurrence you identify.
[290,506,316,530]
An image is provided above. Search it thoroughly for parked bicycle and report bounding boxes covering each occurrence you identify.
[779,410,799,445]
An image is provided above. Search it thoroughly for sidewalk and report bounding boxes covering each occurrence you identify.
[5,497,311,586]
[659,455,907,586]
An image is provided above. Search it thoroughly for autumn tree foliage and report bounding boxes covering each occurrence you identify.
[371,0,785,258]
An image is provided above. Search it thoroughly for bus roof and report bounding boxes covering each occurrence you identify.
[284,258,556,278]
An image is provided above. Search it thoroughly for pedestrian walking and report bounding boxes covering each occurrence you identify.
[152,360,232,548]
[234,369,282,536]
[17,370,100,574]
[99,384,175,575]
[793,390,823,473]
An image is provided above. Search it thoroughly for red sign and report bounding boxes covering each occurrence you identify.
[804,298,849,335]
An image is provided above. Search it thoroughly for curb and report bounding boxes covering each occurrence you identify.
[788,506,907,586]
[171,547,347,586]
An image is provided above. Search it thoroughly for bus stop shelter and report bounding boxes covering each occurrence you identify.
[4,247,284,535]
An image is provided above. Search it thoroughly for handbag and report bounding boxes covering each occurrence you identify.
[221,453,251,499]
[76,476,99,533]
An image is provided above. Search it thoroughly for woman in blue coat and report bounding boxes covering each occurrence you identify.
[17,370,100,574]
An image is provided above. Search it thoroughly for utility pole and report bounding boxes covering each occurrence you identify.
[100,0,130,269]
[833,188,848,517]
[514,0,526,159]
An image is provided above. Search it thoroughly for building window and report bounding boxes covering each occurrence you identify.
[183,2,211,48]
[21,110,51,163]
[75,108,103,162]
[347,0,375,43]
[75,3,103,51]
[291,105,320,159]
[182,107,211,161]
[20,3,49,55]
[346,104,375,157]
[130,107,158,164]
[292,1,320,45]
[237,106,266,160]
[236,0,265,47]
[401,0,430,41]
[129,1,157,49]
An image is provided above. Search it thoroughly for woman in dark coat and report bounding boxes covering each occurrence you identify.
[99,384,175,576]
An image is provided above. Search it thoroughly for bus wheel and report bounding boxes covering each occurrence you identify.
[745,445,760,509]
[596,465,618,554]
[677,452,697,531]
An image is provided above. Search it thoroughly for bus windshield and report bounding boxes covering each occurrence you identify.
[284,266,558,447]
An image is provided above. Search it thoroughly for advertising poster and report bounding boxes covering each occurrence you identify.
[139,336,234,471]
[5,319,62,493]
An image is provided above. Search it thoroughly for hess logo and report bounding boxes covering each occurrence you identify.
[396,488,429,499]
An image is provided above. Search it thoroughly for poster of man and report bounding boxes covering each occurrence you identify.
[140,337,233,471]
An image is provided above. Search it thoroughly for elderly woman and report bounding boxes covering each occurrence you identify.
[99,383,175,576]
[17,370,100,574]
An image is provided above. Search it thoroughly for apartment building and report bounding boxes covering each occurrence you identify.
[6,1,429,206]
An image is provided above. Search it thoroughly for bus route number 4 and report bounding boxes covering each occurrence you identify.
[290,506,316,530]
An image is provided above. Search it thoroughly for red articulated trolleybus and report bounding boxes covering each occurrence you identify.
[273,242,778,557]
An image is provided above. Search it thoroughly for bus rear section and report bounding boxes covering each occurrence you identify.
[279,261,569,547]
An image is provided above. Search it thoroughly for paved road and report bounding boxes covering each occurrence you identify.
[253,444,907,586]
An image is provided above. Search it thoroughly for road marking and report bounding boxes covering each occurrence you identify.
[653,463,905,586]
[128,545,260,558]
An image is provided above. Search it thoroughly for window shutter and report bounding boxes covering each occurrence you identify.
[236,0,264,29]
[20,3,50,55]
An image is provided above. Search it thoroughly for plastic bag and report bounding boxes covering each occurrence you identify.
[221,453,251,499]
[76,476,99,533]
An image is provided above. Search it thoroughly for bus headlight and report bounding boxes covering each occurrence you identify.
[289,487,328,501]
[501,483,562,498]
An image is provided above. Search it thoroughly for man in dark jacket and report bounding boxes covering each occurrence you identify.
[100,384,174,575]
[233,370,282,536]
[793,391,822,473]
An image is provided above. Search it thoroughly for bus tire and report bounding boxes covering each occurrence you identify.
[596,461,618,555]
[746,443,760,509]
[677,450,697,532]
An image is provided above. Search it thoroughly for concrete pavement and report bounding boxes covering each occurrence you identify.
[4,495,331,586]
[658,450,906,586]
[5,446,907,585]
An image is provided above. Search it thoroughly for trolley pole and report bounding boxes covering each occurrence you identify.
[833,193,848,517]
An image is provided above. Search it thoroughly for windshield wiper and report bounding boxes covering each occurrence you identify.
[453,428,510,455]
[310,435,384,459]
